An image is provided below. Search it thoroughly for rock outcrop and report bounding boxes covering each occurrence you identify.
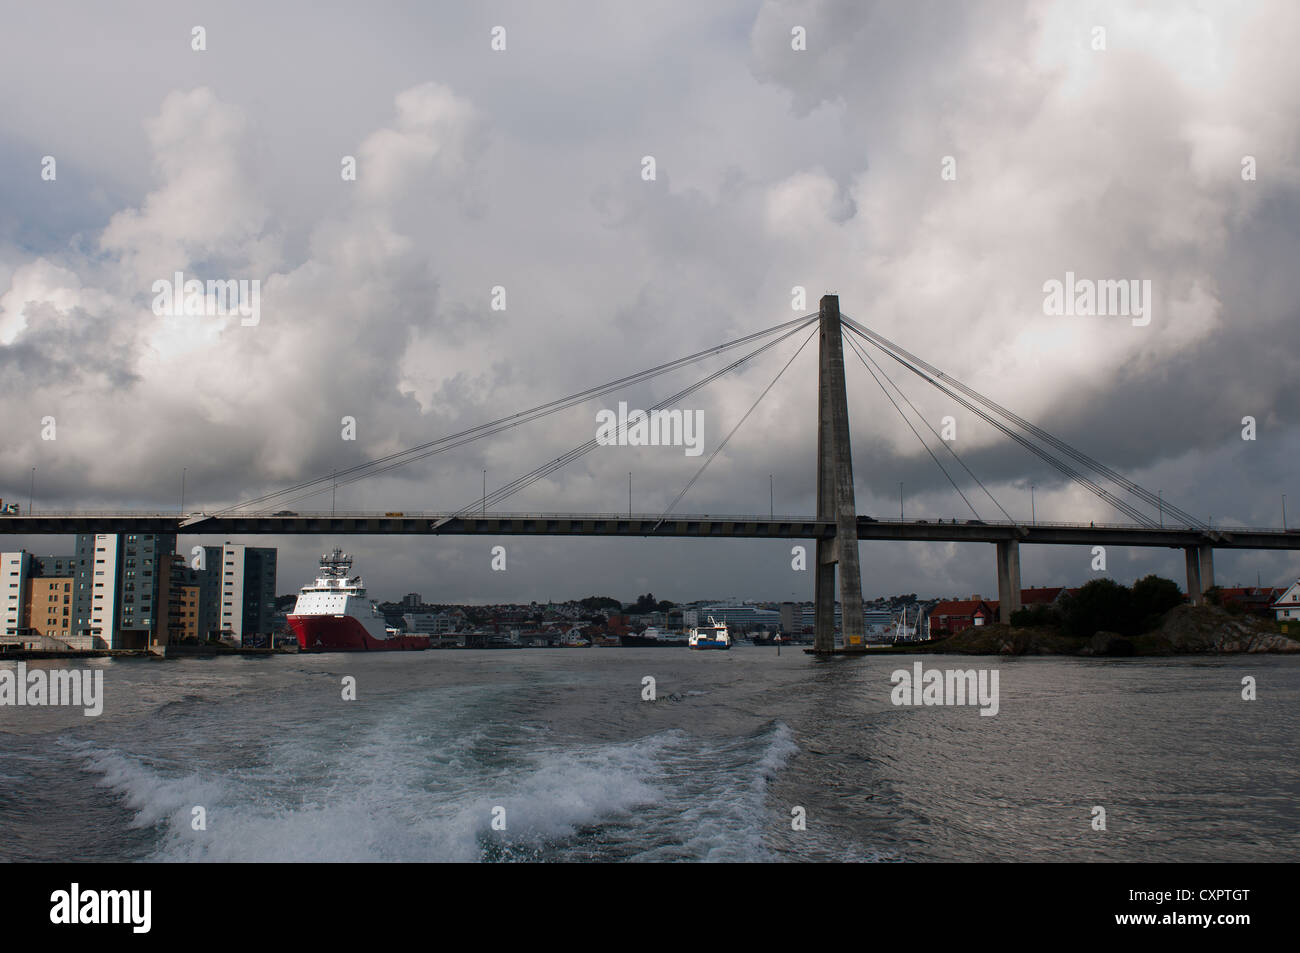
[919,605,1299,656]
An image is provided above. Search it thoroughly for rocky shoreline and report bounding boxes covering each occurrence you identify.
[913,604,1299,657]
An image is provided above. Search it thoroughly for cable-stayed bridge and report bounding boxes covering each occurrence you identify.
[4,295,1297,652]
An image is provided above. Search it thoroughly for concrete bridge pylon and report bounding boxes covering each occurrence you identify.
[813,295,866,653]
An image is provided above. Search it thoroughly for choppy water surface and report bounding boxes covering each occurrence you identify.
[1,650,1296,861]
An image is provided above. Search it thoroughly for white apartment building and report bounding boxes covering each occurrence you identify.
[2,551,32,640]
[87,535,120,645]
[402,612,458,635]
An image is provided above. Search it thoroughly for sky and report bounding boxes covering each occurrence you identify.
[1,0,1298,604]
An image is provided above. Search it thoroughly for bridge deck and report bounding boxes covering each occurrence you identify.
[2,512,1298,549]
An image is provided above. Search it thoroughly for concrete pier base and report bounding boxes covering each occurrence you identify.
[1186,543,1215,604]
[996,540,1022,623]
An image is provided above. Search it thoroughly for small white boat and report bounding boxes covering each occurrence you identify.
[688,616,731,650]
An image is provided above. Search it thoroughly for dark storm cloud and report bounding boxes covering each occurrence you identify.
[1,0,1297,600]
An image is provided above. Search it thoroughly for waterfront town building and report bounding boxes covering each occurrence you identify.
[1272,580,1300,623]
[928,598,998,637]
[4,551,82,649]
[200,543,277,646]
[4,537,277,652]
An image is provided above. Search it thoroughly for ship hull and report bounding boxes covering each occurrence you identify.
[689,639,730,650]
[288,615,431,652]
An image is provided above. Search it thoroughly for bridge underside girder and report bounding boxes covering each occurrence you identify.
[3,516,1295,563]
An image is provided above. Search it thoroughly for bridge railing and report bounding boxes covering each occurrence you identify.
[862,516,1213,531]
[6,509,1297,534]
[863,516,1297,534]
[6,509,828,521]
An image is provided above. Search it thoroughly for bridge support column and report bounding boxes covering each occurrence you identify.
[996,540,1021,623]
[1184,547,1201,604]
[1184,544,1215,605]
[813,294,865,653]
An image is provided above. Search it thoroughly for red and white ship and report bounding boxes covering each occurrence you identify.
[288,548,430,652]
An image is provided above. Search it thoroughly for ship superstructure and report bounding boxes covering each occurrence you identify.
[687,616,731,650]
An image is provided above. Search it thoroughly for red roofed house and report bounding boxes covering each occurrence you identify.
[1019,586,1066,606]
[929,599,997,637]
[1216,586,1286,617]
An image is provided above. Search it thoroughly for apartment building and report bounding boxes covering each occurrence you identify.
[2,551,31,640]
[69,533,177,650]
[201,543,277,646]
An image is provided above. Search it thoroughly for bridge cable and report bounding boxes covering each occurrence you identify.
[455,316,817,516]
[842,315,1205,529]
[238,314,816,512]
[842,329,1014,522]
[842,322,1157,526]
[223,313,818,513]
[449,316,821,517]
[844,322,1155,526]
[841,329,984,520]
[653,324,819,530]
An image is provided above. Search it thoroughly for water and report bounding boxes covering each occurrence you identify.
[1,651,1296,862]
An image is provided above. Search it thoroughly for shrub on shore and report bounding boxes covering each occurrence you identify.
[1009,575,1185,637]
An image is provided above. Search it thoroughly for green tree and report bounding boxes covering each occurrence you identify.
[1009,604,1060,627]
[1131,574,1183,629]
[1063,579,1136,637]
[628,593,660,613]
